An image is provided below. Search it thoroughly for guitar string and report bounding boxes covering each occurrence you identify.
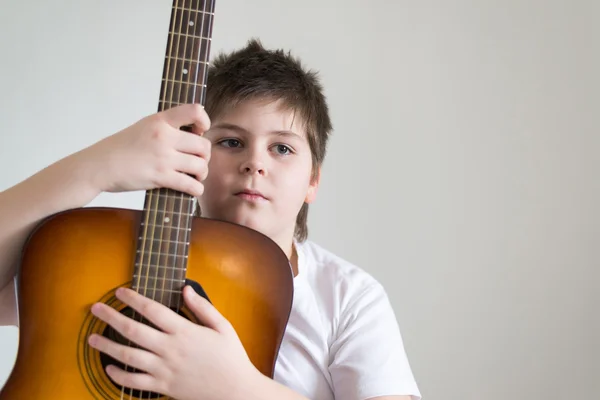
[146,3,189,400]
[166,0,202,325]
[123,190,154,400]
[118,1,214,398]
[119,2,182,398]
[177,0,209,316]
[147,4,190,398]
[175,0,214,318]
[129,179,160,400]
[141,1,203,398]
[163,0,198,322]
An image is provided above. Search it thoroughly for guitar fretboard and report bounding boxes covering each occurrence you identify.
[133,0,215,307]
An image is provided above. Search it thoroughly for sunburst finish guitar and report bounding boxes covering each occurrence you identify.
[0,1,294,399]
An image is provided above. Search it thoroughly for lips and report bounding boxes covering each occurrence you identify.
[234,189,268,201]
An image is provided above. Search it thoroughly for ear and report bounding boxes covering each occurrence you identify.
[304,167,321,204]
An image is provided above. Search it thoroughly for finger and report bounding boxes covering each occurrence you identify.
[174,131,211,162]
[183,285,233,335]
[175,153,209,182]
[88,333,163,376]
[104,365,161,394]
[115,287,187,335]
[91,301,165,352]
[161,104,210,134]
[165,170,205,197]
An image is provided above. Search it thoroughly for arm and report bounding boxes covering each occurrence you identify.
[0,151,102,324]
[0,104,211,325]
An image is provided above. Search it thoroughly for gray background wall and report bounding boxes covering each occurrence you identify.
[0,1,598,399]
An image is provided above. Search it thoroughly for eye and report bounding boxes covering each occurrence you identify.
[218,138,242,148]
[273,144,293,155]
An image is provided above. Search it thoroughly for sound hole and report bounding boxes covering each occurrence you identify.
[99,306,189,399]
[97,280,209,398]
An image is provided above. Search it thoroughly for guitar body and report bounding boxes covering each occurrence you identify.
[0,207,293,399]
[1,1,293,398]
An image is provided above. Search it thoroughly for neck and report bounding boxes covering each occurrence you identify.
[269,229,298,277]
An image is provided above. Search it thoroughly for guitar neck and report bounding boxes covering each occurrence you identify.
[158,0,215,110]
[133,0,216,306]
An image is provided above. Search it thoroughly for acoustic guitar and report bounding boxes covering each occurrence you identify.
[0,0,294,398]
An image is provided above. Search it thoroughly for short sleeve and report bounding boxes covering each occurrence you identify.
[328,282,421,400]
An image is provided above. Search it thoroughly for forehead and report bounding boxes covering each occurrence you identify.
[210,97,308,138]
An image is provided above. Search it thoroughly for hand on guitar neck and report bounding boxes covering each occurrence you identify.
[0,104,212,325]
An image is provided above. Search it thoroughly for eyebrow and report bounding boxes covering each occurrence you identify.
[210,122,304,141]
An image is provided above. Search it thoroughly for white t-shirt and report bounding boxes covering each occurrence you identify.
[273,240,421,400]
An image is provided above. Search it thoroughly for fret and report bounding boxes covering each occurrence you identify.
[162,58,209,87]
[146,193,196,203]
[168,32,212,40]
[139,211,192,225]
[163,78,206,87]
[146,190,195,207]
[134,264,187,272]
[138,187,194,263]
[135,250,189,268]
[174,7,214,15]
[143,288,185,294]
[136,250,188,258]
[133,265,186,283]
[140,223,191,231]
[162,59,209,83]
[139,217,192,230]
[134,277,184,286]
[165,55,210,64]
[142,198,194,209]
[159,79,206,106]
[180,0,216,12]
[171,6,214,39]
[130,0,216,297]
[145,190,195,212]
[133,275,186,284]
[132,285,185,295]
[167,37,211,63]
[138,237,191,245]
[132,286,183,307]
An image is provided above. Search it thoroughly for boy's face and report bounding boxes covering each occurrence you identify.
[198,98,319,248]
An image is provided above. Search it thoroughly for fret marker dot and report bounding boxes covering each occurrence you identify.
[164,217,170,223]
[189,21,194,26]
[183,68,188,74]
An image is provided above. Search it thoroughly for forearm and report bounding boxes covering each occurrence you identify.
[0,149,101,290]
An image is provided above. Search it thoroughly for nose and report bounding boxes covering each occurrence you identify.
[239,150,267,176]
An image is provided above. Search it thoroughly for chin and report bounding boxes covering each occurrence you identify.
[230,216,267,233]
[207,208,261,231]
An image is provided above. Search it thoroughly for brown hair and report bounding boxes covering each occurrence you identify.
[197,38,333,242]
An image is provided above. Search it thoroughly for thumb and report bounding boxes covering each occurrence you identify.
[183,285,232,335]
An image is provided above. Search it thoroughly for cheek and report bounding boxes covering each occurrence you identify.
[205,152,230,182]
[278,166,313,202]
[200,156,232,203]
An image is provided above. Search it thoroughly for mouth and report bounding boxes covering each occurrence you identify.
[234,189,269,202]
